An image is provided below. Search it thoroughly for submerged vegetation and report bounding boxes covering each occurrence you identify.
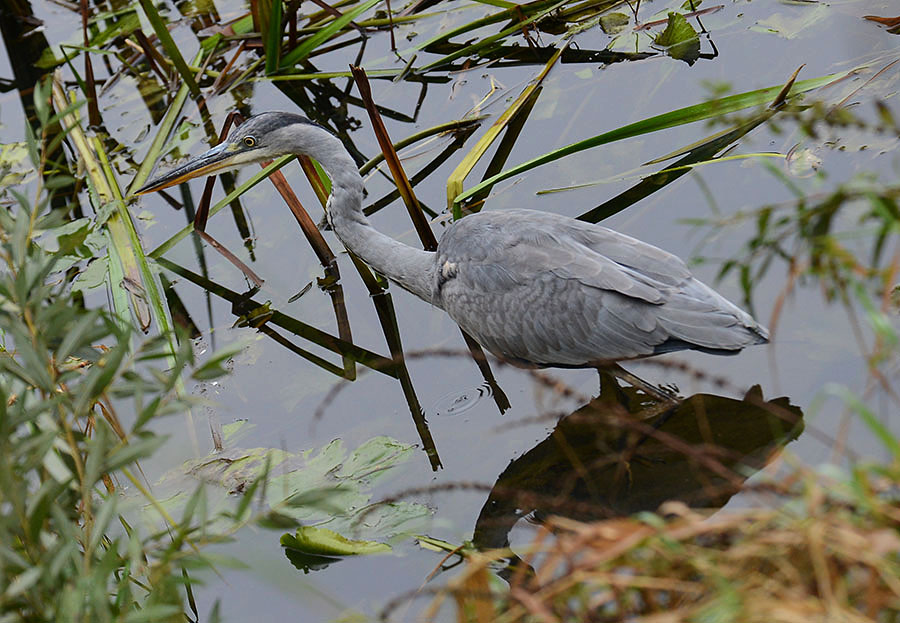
[0,0,899,621]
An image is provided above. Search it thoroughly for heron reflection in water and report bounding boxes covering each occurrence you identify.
[471,378,804,579]
[137,112,768,390]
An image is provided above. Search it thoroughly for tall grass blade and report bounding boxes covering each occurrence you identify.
[358,117,486,176]
[446,42,564,216]
[279,0,381,69]
[579,114,773,223]
[406,0,559,57]
[415,0,568,74]
[451,70,851,212]
[136,0,200,97]
[52,72,180,355]
[352,65,437,250]
[129,72,194,195]
[51,77,142,329]
[262,0,283,75]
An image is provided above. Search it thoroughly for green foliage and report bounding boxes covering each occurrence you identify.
[281,526,391,557]
[694,101,900,315]
[0,95,213,622]
[143,436,430,542]
[654,12,700,62]
[5,2,900,621]
[278,0,382,70]
[451,70,846,213]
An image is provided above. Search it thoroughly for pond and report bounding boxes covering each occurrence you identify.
[1,0,899,620]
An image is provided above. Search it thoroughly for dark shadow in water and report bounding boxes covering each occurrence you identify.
[471,374,804,578]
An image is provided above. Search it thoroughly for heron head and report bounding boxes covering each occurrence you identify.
[134,112,324,195]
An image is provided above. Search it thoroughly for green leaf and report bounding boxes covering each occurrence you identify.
[279,0,381,69]
[4,567,42,599]
[135,0,200,96]
[654,12,699,63]
[451,69,849,212]
[655,12,698,46]
[263,0,283,75]
[142,436,429,541]
[281,526,391,556]
[599,12,630,35]
[55,218,91,254]
[71,257,110,294]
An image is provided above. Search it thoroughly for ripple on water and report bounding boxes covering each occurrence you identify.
[430,383,493,417]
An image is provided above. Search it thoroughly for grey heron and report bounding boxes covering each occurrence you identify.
[136,112,768,380]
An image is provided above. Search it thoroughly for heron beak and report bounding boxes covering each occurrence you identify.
[134,142,239,195]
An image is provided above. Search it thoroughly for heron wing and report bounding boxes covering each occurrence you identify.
[434,210,763,365]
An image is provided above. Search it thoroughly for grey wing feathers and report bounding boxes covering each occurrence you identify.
[435,210,767,366]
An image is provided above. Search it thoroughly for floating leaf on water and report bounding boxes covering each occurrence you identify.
[140,436,430,541]
[222,418,254,444]
[0,142,32,186]
[599,13,630,35]
[751,5,830,39]
[786,144,823,177]
[281,526,391,556]
[72,257,110,293]
[654,13,700,64]
[654,12,698,46]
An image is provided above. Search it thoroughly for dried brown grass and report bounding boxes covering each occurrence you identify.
[417,472,900,623]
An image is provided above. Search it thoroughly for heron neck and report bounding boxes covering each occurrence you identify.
[310,132,436,304]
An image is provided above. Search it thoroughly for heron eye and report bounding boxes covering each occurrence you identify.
[243,136,256,148]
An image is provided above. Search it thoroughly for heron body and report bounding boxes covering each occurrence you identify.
[137,112,768,368]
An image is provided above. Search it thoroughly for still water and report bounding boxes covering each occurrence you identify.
[2,0,899,619]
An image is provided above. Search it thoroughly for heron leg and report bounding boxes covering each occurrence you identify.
[606,364,680,403]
